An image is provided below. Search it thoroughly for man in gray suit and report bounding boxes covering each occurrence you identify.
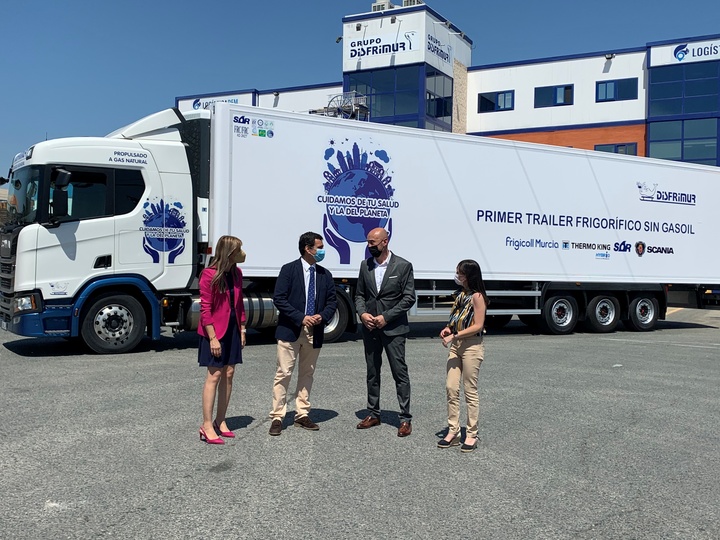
[354,227,416,437]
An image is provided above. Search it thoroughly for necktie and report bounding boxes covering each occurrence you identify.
[306,266,316,315]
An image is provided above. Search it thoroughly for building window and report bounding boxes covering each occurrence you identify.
[595,143,637,155]
[596,78,638,102]
[648,118,718,166]
[534,85,573,108]
[648,61,720,117]
[346,65,421,121]
[426,68,453,127]
[478,90,514,113]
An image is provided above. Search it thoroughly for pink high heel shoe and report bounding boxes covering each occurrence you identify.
[199,426,225,445]
[214,421,236,438]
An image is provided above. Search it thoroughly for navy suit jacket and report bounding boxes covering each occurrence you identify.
[273,258,337,348]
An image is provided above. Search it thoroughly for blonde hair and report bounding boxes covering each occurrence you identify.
[210,235,243,292]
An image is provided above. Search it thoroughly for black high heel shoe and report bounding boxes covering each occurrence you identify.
[437,432,461,448]
[460,439,478,453]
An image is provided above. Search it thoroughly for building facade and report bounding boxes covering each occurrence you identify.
[176,1,720,167]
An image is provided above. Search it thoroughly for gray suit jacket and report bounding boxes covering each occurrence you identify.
[355,252,416,336]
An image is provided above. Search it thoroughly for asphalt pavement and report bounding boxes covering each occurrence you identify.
[1,309,719,539]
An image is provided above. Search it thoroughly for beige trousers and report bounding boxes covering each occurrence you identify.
[446,335,484,438]
[271,327,321,420]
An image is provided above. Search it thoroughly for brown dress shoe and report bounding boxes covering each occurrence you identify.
[269,419,283,436]
[397,421,412,437]
[356,416,381,429]
[294,416,319,431]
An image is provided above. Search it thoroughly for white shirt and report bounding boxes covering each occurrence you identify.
[373,251,392,291]
[301,258,316,313]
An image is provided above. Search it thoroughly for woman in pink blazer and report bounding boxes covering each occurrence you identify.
[198,235,247,445]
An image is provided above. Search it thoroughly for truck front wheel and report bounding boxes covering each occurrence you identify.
[542,296,578,335]
[81,294,147,354]
[625,296,659,332]
[324,296,349,343]
[585,295,621,333]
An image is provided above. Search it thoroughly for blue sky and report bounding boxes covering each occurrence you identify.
[2,0,720,171]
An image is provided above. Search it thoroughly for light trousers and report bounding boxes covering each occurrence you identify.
[446,335,484,438]
[271,327,321,420]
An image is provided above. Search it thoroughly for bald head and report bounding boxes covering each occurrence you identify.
[366,228,389,261]
[367,228,388,243]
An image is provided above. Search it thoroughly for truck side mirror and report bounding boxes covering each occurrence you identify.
[52,189,68,218]
[51,168,71,219]
[0,176,8,186]
[54,168,71,189]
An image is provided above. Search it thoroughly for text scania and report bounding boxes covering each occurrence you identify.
[350,38,407,58]
[646,246,675,254]
[505,237,559,250]
[427,35,450,62]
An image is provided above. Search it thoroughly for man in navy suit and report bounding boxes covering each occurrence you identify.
[269,232,337,436]
[355,227,416,437]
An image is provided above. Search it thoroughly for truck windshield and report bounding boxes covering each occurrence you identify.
[5,166,43,224]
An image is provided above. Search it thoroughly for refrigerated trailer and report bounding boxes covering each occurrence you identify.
[1,103,718,353]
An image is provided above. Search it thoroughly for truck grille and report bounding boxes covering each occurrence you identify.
[0,294,11,322]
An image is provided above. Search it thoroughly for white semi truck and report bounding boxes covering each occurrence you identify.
[1,103,719,353]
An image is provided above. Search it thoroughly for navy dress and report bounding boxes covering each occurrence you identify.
[198,272,243,367]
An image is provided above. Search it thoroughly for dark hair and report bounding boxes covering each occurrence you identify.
[457,259,489,305]
[298,231,323,255]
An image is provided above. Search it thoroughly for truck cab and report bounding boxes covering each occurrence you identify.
[0,109,202,352]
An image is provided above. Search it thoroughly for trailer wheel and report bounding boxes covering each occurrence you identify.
[625,296,659,332]
[542,296,578,335]
[484,314,512,330]
[324,296,349,343]
[81,294,146,354]
[585,295,621,333]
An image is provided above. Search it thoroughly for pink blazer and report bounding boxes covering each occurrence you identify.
[198,266,246,340]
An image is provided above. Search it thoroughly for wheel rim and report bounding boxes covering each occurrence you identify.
[635,299,655,324]
[551,300,574,327]
[594,299,617,325]
[325,309,340,335]
[93,304,134,346]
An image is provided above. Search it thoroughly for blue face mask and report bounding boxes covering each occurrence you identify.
[313,249,326,262]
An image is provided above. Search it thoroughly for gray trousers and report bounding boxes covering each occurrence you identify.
[361,329,412,423]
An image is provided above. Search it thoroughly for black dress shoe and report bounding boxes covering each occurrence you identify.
[357,416,381,429]
[269,419,282,436]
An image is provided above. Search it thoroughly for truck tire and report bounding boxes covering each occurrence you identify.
[324,296,349,343]
[542,296,578,335]
[585,295,621,333]
[625,296,659,332]
[484,314,512,330]
[81,294,147,354]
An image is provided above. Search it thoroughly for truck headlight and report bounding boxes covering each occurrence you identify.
[13,293,40,313]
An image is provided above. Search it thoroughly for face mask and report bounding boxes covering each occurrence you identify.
[454,274,464,286]
[368,245,382,258]
[237,249,246,263]
[313,249,325,262]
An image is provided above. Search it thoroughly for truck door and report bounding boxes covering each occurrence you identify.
[36,166,118,299]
